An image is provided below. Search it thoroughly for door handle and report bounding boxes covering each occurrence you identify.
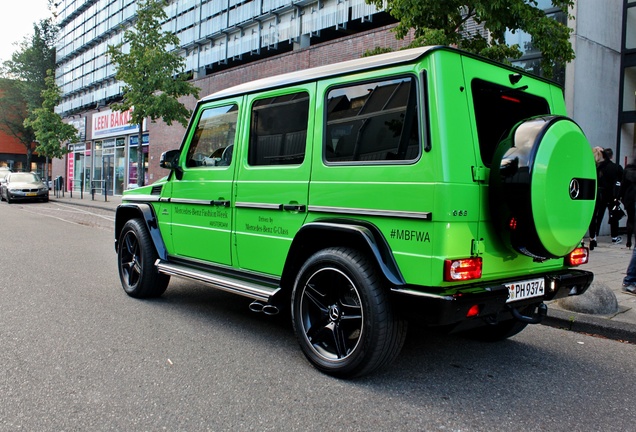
[281,204,306,212]
[212,200,230,207]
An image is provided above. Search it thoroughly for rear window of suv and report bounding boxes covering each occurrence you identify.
[472,79,550,167]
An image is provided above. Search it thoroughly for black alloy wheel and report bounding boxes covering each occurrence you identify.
[117,218,169,298]
[291,247,407,378]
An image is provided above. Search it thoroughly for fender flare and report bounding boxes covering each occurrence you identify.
[115,203,168,260]
[282,220,406,289]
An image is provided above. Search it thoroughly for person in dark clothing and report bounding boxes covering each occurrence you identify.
[620,158,636,249]
[588,147,623,249]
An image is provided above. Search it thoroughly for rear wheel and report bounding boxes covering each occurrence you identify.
[291,247,407,378]
[117,218,169,298]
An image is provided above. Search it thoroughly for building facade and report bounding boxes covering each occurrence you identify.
[54,0,395,193]
[53,0,635,196]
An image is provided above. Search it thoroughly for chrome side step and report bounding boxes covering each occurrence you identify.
[155,260,278,302]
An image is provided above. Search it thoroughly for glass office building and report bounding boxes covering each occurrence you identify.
[55,0,384,116]
[55,0,385,193]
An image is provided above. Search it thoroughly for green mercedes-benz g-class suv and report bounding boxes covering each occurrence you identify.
[115,46,596,378]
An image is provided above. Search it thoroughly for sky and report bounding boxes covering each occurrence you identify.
[0,0,53,64]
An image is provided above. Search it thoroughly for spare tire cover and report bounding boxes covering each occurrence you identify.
[489,116,596,259]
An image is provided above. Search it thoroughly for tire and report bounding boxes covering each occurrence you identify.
[489,116,596,259]
[117,218,169,298]
[291,247,407,378]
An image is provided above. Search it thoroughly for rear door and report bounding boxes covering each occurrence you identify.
[233,86,315,276]
[460,56,569,275]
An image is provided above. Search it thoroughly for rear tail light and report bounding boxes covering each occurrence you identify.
[444,257,483,282]
[565,247,589,266]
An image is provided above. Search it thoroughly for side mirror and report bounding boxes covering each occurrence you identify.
[159,149,181,170]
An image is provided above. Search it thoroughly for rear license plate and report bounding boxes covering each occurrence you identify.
[26,192,37,197]
[506,278,545,303]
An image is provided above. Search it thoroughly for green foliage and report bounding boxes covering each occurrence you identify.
[0,18,57,168]
[365,0,574,78]
[107,0,199,186]
[24,71,77,160]
[2,18,57,113]
[362,46,395,57]
[107,0,200,129]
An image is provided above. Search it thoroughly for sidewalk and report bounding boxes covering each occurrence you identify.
[49,192,636,343]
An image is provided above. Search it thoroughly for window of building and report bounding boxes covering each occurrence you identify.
[505,7,568,85]
[325,76,420,163]
[627,5,636,50]
[248,92,309,166]
[186,104,239,168]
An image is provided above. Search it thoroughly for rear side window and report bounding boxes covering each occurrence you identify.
[325,76,420,163]
[186,104,238,168]
[248,92,309,166]
[472,79,550,167]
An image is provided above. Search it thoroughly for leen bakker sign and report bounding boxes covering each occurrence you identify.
[91,107,143,139]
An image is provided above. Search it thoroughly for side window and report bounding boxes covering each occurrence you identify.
[248,92,309,166]
[325,76,420,163]
[186,104,238,168]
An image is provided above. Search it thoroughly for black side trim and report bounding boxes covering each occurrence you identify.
[286,219,405,286]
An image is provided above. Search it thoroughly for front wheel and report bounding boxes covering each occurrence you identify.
[117,218,170,298]
[291,247,407,378]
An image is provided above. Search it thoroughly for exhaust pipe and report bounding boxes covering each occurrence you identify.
[249,301,279,316]
[508,303,547,324]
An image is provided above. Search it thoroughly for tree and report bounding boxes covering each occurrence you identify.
[107,0,200,187]
[0,78,36,165]
[365,0,574,78]
[24,71,78,163]
[3,17,57,113]
[1,17,57,170]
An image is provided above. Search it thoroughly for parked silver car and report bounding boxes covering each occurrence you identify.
[0,167,11,189]
[0,172,49,203]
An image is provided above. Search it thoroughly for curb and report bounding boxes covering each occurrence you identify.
[50,197,117,213]
[542,308,636,344]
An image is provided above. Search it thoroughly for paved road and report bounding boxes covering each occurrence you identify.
[1,201,635,431]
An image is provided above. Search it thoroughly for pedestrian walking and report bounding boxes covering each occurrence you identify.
[588,147,623,249]
[622,247,636,295]
[620,157,636,249]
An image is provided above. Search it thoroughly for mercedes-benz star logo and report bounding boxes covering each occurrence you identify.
[569,179,580,200]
